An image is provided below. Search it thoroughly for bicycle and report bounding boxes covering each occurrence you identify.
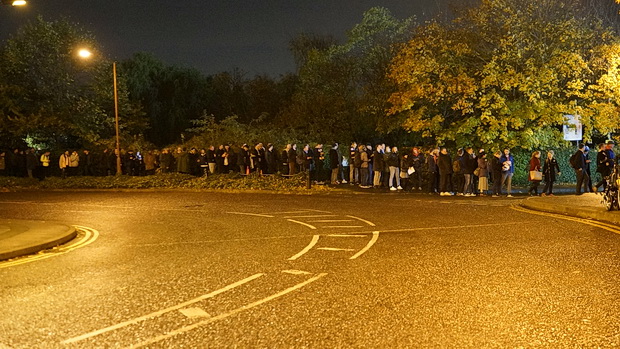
[602,164,620,211]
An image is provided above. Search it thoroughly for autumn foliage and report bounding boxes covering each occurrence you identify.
[388,0,620,149]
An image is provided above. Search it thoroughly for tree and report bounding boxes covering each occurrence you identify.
[388,0,620,150]
[122,53,210,146]
[280,7,415,143]
[0,16,145,149]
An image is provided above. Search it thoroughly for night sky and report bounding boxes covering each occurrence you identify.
[0,1,448,77]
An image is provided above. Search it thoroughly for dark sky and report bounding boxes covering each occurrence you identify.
[0,1,447,77]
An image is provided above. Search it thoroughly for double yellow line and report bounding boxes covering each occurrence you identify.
[511,205,620,235]
[0,225,99,269]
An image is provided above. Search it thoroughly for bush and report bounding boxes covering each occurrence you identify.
[0,172,327,192]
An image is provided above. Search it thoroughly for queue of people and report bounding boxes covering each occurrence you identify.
[0,140,615,198]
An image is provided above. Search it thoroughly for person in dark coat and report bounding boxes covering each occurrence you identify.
[490,151,503,197]
[215,145,226,173]
[287,144,297,175]
[281,145,290,175]
[16,149,27,177]
[80,149,93,176]
[235,144,248,174]
[542,150,561,196]
[265,143,277,174]
[257,143,267,174]
[188,148,200,176]
[454,148,465,195]
[410,147,424,191]
[299,144,313,173]
[159,148,173,174]
[372,144,384,188]
[175,148,190,174]
[462,147,478,196]
[572,144,588,195]
[313,144,325,182]
[329,143,340,184]
[426,148,440,194]
[206,145,217,175]
[527,151,542,196]
[438,147,453,195]
[250,144,261,173]
[25,148,39,178]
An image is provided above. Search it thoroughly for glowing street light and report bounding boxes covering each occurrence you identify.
[1,0,27,6]
[77,49,92,59]
[77,48,122,176]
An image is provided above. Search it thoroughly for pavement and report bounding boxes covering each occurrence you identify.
[0,187,618,262]
[520,192,620,226]
[0,219,76,261]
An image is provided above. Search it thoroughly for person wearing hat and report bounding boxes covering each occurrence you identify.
[605,140,616,168]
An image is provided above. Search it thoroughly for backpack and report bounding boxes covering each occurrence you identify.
[452,159,461,173]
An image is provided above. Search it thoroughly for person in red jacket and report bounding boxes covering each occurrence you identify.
[528,151,542,196]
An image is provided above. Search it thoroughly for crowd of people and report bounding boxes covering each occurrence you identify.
[0,140,615,197]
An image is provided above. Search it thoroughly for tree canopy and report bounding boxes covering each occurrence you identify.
[388,0,620,149]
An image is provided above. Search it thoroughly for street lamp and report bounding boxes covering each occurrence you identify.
[1,0,27,6]
[77,48,122,175]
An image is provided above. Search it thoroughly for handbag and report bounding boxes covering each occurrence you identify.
[407,166,415,175]
[529,170,543,181]
[473,168,480,176]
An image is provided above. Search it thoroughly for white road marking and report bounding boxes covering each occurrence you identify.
[226,212,274,218]
[286,219,317,230]
[269,210,322,215]
[127,273,328,349]
[317,247,355,252]
[282,269,312,275]
[308,220,354,223]
[301,209,333,213]
[61,273,264,344]
[282,215,338,219]
[179,308,211,318]
[350,231,380,260]
[320,226,363,229]
[288,235,320,260]
[345,215,377,227]
[327,234,367,238]
[370,221,529,234]
[0,201,134,209]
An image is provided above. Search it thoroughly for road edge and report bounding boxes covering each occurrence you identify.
[519,197,620,226]
[0,226,77,261]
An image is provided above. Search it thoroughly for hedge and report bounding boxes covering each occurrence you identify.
[0,172,328,192]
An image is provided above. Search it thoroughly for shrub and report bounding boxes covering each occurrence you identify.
[0,172,326,192]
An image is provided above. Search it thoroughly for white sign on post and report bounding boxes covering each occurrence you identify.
[563,114,583,141]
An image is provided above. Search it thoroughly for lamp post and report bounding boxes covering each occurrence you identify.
[78,49,122,175]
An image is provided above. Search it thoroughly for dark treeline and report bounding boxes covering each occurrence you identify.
[1,2,619,154]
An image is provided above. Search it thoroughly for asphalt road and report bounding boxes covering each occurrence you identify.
[0,190,618,348]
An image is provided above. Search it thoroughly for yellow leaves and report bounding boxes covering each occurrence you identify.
[387,0,620,149]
